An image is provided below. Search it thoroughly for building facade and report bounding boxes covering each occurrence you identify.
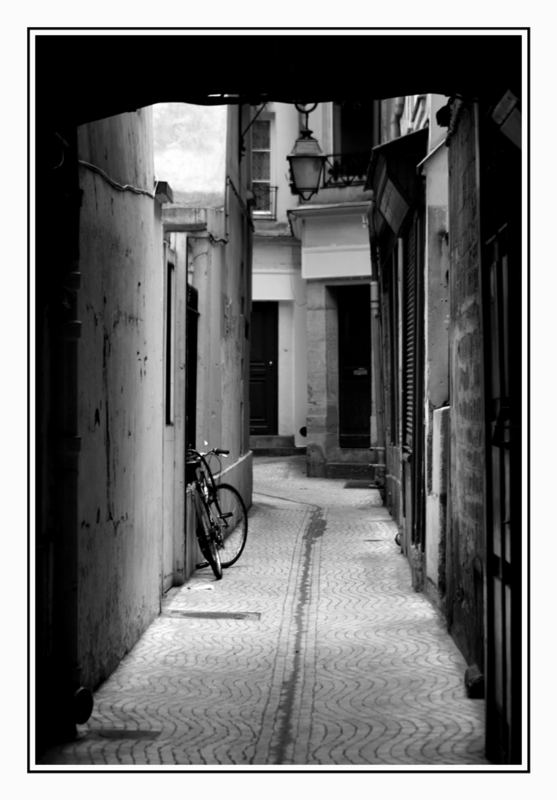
[366,88,522,763]
[35,98,253,753]
[251,101,383,479]
[162,197,253,579]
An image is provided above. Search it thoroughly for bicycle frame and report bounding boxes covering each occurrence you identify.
[186,446,248,578]
[187,447,228,542]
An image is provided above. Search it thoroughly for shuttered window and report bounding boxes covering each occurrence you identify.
[402,221,417,452]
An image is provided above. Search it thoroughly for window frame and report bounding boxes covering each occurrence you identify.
[251,115,275,218]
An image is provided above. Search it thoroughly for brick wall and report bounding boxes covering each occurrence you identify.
[446,102,486,669]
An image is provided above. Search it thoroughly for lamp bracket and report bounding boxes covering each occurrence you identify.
[294,102,318,131]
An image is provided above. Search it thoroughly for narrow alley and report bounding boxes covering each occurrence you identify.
[40,456,487,768]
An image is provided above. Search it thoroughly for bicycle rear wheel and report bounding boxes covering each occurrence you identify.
[211,484,248,568]
[193,492,222,580]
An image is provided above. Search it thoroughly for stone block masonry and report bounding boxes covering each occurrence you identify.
[446,102,486,669]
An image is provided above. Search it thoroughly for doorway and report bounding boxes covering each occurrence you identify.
[337,285,371,448]
[481,120,522,764]
[249,301,278,436]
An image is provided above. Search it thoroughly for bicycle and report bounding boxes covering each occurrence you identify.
[186,446,248,580]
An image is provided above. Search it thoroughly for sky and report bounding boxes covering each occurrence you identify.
[152,102,227,202]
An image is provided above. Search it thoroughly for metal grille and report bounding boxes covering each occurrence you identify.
[323,152,370,187]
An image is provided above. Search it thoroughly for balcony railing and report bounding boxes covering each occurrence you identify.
[251,184,278,220]
[323,152,370,189]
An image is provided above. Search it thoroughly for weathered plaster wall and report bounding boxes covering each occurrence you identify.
[422,146,450,604]
[167,234,188,586]
[278,301,294,435]
[160,105,253,582]
[253,239,301,274]
[170,220,252,581]
[301,211,371,281]
[190,205,250,471]
[192,231,224,451]
[76,108,164,689]
[185,189,253,572]
[425,406,450,600]
[162,240,188,591]
[306,282,338,476]
[187,105,252,507]
[224,105,252,466]
[292,291,308,448]
[447,103,486,668]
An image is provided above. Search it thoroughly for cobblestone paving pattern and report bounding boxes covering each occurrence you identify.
[40,456,488,767]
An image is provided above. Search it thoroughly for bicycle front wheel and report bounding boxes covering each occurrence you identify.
[193,491,223,580]
[211,484,248,568]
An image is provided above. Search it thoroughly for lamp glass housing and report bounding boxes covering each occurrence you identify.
[287,129,326,201]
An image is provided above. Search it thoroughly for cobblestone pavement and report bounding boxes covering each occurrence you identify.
[39,456,488,769]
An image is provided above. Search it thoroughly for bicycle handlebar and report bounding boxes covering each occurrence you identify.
[186,446,230,461]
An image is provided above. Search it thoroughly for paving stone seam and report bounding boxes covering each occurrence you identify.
[252,504,311,763]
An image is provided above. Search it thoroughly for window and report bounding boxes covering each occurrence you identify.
[326,101,377,187]
[332,100,376,154]
[252,119,272,214]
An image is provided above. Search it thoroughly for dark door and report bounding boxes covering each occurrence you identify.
[185,283,199,449]
[481,114,522,765]
[337,285,371,448]
[249,302,278,435]
[484,226,522,764]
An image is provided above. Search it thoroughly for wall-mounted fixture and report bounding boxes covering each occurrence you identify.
[154,180,174,205]
[491,90,521,149]
[286,103,326,201]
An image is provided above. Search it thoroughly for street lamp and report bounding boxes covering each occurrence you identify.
[287,103,326,201]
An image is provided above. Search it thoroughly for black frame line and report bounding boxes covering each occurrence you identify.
[27,25,531,775]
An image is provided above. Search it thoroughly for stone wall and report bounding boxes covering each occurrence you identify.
[446,102,486,668]
[306,282,339,477]
[422,146,450,606]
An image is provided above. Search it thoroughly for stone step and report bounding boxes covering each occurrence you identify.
[325,462,376,481]
[250,435,305,457]
[250,435,294,448]
[253,447,307,457]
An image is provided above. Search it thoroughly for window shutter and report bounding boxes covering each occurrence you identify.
[403,222,417,452]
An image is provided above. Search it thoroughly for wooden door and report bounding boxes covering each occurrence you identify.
[480,109,522,764]
[337,286,371,448]
[249,302,278,435]
[485,225,522,763]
